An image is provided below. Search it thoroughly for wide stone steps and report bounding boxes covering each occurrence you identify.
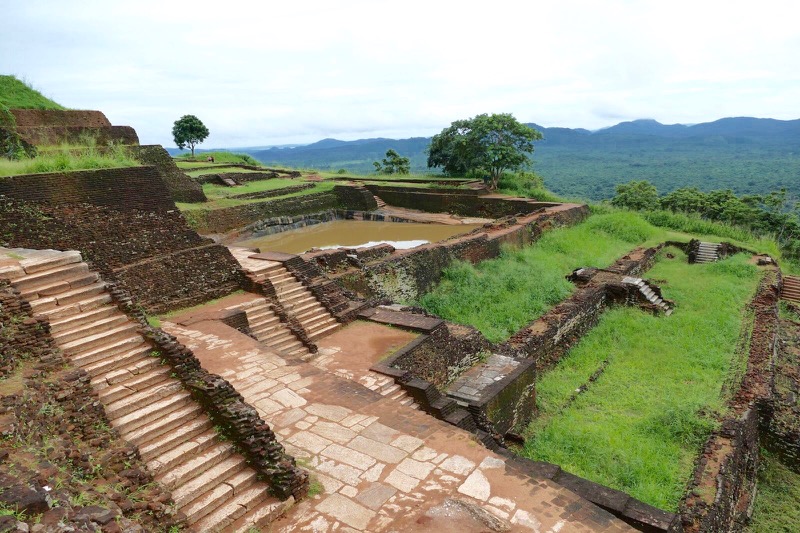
[5,251,289,533]
[241,299,310,357]
[782,276,800,303]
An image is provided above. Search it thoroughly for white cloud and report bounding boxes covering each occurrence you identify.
[2,0,798,146]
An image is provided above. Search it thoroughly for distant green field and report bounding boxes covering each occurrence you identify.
[0,75,65,110]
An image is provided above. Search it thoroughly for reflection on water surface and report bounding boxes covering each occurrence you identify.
[235,220,481,254]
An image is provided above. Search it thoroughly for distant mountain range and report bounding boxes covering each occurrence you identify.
[173,117,800,200]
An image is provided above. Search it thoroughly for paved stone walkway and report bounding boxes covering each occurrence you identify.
[162,317,632,532]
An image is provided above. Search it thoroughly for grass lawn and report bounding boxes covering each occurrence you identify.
[0,144,139,177]
[185,167,273,177]
[176,181,336,211]
[746,451,800,532]
[420,211,666,342]
[521,249,762,510]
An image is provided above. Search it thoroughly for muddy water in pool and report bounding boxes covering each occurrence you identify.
[236,220,482,254]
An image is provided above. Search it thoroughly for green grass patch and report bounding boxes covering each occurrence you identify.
[176,181,336,211]
[419,211,663,342]
[522,249,761,510]
[0,143,139,177]
[175,151,260,165]
[201,178,300,200]
[746,451,800,532]
[0,75,65,110]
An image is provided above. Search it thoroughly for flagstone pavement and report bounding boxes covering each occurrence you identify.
[162,317,633,533]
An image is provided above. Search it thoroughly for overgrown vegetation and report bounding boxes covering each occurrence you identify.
[0,141,139,177]
[746,451,800,532]
[522,249,761,509]
[175,150,260,166]
[420,212,660,342]
[177,180,335,210]
[0,75,65,110]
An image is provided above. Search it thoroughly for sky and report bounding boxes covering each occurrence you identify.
[2,0,799,148]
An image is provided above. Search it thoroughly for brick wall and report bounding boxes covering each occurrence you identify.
[0,167,243,314]
[10,110,111,128]
[128,145,207,203]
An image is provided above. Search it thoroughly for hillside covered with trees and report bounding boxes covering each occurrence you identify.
[246,117,800,200]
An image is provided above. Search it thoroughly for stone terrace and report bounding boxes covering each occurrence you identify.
[162,315,633,532]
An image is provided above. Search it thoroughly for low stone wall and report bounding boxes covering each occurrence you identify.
[0,167,244,314]
[193,171,282,184]
[231,183,314,199]
[185,185,378,235]
[106,282,309,500]
[129,145,207,203]
[676,268,780,532]
[365,184,558,217]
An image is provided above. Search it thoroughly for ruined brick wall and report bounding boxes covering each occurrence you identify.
[676,269,780,532]
[128,145,207,203]
[183,185,377,234]
[8,109,138,147]
[365,185,557,217]
[10,109,111,128]
[391,323,491,389]
[0,168,243,314]
[0,280,59,377]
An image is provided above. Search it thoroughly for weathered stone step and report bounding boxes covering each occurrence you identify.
[286,298,320,316]
[157,442,234,490]
[294,304,329,322]
[54,281,107,306]
[93,357,160,388]
[148,429,218,475]
[171,455,246,509]
[18,250,82,274]
[275,284,306,299]
[96,366,172,403]
[113,390,193,434]
[51,314,130,344]
[36,293,113,320]
[61,322,140,355]
[229,494,292,533]
[125,402,204,446]
[71,335,147,369]
[299,313,335,332]
[191,482,273,532]
[249,314,280,331]
[12,262,89,292]
[308,322,340,341]
[81,345,151,378]
[105,380,184,419]
[138,415,213,462]
[255,326,295,343]
[270,336,304,352]
[181,467,257,525]
[48,305,118,333]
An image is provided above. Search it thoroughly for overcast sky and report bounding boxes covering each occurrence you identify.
[2,0,798,148]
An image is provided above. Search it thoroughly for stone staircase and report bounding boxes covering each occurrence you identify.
[373,195,387,209]
[2,249,290,532]
[622,276,674,316]
[782,275,800,304]
[240,298,309,357]
[231,249,340,342]
[694,241,721,263]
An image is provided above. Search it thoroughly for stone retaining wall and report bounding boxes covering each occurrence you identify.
[676,268,780,532]
[0,167,243,313]
[129,145,207,203]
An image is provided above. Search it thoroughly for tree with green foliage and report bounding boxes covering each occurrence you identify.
[373,149,410,174]
[610,180,659,210]
[426,113,542,190]
[172,115,209,157]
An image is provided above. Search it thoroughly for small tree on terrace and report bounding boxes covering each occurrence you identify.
[426,113,542,190]
[373,149,410,174]
[172,114,209,157]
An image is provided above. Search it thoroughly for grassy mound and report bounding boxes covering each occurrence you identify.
[0,75,65,110]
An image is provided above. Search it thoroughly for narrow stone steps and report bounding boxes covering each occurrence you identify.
[113,390,193,434]
[308,322,340,341]
[138,415,214,462]
[148,430,218,475]
[191,482,273,532]
[69,333,146,366]
[31,281,107,312]
[181,468,257,525]
[60,322,139,355]
[171,455,246,509]
[96,366,172,403]
[51,314,130,344]
[125,402,205,446]
[35,293,113,320]
[230,497,292,533]
[104,380,185,419]
[157,442,234,490]
[81,345,152,378]
[93,357,161,388]
[12,262,89,292]
[48,305,118,334]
